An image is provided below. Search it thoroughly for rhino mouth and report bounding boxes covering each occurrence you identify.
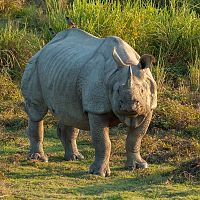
[116,112,147,128]
[124,115,146,128]
[125,112,139,117]
[116,110,142,117]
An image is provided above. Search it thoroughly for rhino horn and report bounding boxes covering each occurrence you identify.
[139,54,156,69]
[129,65,133,76]
[112,47,129,68]
[126,66,133,86]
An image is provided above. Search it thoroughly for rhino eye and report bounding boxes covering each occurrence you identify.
[117,88,120,94]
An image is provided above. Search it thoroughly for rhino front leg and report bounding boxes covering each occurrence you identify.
[88,113,111,177]
[125,111,153,170]
[57,124,84,161]
[28,119,48,162]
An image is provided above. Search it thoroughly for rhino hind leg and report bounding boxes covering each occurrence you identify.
[26,101,48,162]
[28,119,48,162]
[57,124,84,161]
[125,111,153,170]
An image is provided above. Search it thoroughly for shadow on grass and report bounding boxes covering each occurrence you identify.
[7,168,87,179]
[3,156,199,199]
[64,172,199,199]
[6,158,90,179]
[58,171,197,199]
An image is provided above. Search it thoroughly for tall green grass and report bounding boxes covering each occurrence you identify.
[45,0,200,82]
[1,0,200,85]
[0,22,43,79]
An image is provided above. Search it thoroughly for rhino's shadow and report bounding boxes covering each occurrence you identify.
[57,170,193,199]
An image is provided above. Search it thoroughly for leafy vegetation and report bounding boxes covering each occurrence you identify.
[0,0,200,199]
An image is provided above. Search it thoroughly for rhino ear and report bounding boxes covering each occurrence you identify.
[112,47,129,68]
[139,54,156,69]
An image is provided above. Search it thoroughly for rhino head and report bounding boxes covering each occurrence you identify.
[107,48,157,127]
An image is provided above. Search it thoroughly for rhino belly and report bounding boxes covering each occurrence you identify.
[48,96,90,130]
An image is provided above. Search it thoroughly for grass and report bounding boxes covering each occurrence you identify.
[189,58,200,92]
[0,0,200,199]
[0,128,200,199]
[0,22,44,79]
[45,0,200,79]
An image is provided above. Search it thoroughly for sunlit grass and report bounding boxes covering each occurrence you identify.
[0,22,44,79]
[189,57,200,92]
[43,0,200,83]
[0,128,200,199]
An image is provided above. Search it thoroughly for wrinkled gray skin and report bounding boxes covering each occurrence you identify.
[21,28,157,177]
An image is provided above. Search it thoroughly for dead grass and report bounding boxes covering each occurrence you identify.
[0,0,25,13]
[143,130,200,164]
[171,157,200,183]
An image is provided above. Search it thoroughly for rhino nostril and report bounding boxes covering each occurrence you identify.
[119,100,123,108]
[133,101,140,109]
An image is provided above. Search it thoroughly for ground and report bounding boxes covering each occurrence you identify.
[0,123,200,199]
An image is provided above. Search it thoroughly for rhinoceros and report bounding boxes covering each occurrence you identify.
[21,28,157,177]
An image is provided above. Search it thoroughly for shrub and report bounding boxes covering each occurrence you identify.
[0,74,21,102]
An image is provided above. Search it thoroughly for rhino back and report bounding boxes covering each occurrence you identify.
[36,29,105,126]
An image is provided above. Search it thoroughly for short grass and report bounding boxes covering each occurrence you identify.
[0,126,200,200]
[0,89,199,199]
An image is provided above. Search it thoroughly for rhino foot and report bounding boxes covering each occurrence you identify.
[136,162,148,169]
[28,153,48,162]
[64,152,84,161]
[125,161,148,170]
[89,162,111,177]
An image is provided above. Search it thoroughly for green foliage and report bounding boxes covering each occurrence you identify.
[0,74,26,131]
[0,22,43,79]
[43,0,200,81]
[0,74,21,102]
[9,5,47,31]
[1,0,200,82]
[152,48,166,92]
